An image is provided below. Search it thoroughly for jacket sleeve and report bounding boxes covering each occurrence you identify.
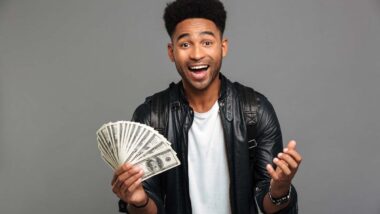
[253,93,298,214]
[118,101,166,214]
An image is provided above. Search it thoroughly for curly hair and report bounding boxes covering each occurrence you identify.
[163,0,227,37]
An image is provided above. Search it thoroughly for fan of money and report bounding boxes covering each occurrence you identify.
[97,121,180,181]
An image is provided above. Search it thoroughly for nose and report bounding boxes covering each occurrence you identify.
[189,45,205,61]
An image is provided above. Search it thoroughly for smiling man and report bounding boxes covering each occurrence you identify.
[167,18,227,113]
[111,0,302,214]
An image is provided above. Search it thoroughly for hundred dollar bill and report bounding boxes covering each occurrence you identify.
[134,149,180,181]
[126,125,151,160]
[101,153,117,170]
[132,139,174,163]
[97,136,118,168]
[127,133,162,163]
[97,121,181,174]
[98,128,118,165]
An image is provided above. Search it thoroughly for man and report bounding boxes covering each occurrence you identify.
[111,0,302,213]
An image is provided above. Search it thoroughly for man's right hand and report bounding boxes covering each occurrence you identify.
[111,163,147,206]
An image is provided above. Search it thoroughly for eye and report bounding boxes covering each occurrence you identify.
[203,41,213,46]
[180,42,190,48]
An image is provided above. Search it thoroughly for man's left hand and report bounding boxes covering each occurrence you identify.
[266,140,302,197]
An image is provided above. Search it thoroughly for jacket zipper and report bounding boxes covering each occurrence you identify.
[181,107,194,214]
[219,100,237,214]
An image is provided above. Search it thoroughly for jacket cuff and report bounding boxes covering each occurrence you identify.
[255,183,298,214]
[118,199,128,213]
[117,191,164,214]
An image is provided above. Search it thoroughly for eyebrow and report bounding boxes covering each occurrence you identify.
[175,31,216,42]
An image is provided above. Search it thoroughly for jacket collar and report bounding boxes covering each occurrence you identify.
[176,73,228,101]
[218,74,233,121]
[171,73,233,121]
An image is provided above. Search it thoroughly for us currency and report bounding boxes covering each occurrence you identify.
[124,122,139,157]
[107,125,120,161]
[134,148,180,181]
[128,126,171,161]
[97,136,117,167]
[126,132,162,163]
[98,128,118,165]
[132,139,173,163]
[126,125,151,160]
[101,153,117,170]
[97,121,181,178]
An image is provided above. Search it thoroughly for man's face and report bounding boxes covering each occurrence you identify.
[168,18,228,93]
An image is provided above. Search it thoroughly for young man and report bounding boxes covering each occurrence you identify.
[111,0,302,213]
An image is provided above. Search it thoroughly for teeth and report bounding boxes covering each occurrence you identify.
[190,65,208,70]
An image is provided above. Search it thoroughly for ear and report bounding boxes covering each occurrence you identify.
[167,43,175,62]
[221,38,229,58]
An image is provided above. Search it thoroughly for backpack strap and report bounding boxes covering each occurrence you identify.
[150,82,258,154]
[148,89,170,137]
[234,83,259,158]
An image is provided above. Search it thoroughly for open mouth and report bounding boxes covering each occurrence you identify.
[188,65,209,73]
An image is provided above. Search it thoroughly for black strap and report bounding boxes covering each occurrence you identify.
[234,83,259,158]
[150,82,258,154]
[149,89,170,137]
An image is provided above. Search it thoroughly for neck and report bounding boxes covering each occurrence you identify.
[183,77,221,113]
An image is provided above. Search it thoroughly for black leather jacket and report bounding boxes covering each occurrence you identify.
[119,74,298,214]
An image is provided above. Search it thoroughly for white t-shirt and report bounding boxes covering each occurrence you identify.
[188,101,231,214]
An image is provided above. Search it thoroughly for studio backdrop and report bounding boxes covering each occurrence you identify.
[0,0,379,213]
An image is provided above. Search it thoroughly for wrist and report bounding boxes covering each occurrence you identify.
[269,184,291,206]
[131,194,150,208]
[270,182,291,198]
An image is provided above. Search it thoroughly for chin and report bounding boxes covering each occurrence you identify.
[189,80,213,91]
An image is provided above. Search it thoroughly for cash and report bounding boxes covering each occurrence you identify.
[97,121,180,181]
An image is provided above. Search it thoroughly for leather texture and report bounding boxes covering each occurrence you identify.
[119,74,298,214]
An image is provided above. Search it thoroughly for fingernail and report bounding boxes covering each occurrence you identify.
[274,158,279,162]
[284,148,288,152]
[278,153,283,157]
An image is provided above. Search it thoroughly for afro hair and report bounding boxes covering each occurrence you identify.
[163,0,227,37]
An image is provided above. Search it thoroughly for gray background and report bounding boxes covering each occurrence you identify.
[1,0,379,213]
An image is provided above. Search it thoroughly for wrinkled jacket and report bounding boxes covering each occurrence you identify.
[119,74,298,214]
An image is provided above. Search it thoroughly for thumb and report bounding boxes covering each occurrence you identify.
[286,140,297,150]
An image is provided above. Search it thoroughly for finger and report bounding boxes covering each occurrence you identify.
[285,140,297,151]
[273,158,292,175]
[123,170,144,191]
[115,167,142,189]
[120,181,129,196]
[115,163,133,177]
[112,182,121,198]
[119,177,143,197]
[112,163,133,185]
[127,178,143,193]
[283,149,302,163]
[266,164,279,180]
[118,166,142,181]
[111,173,118,186]
[278,153,298,169]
